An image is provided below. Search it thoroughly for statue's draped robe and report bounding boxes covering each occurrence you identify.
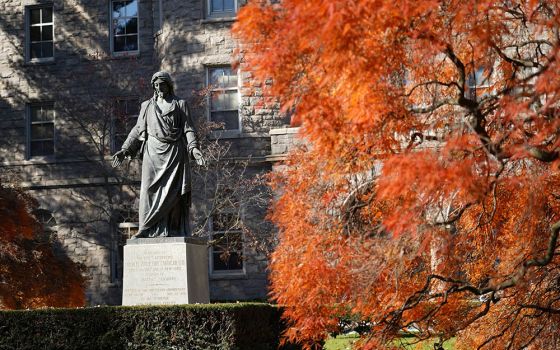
[121,97,198,237]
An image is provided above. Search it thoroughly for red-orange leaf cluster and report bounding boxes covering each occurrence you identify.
[235,1,560,349]
[0,183,85,309]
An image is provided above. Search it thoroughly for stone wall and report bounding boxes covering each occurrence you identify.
[0,0,288,304]
[0,0,156,305]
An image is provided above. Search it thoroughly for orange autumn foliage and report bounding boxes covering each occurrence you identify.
[0,183,85,309]
[234,1,560,349]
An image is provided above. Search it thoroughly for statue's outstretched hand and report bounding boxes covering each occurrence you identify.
[112,149,128,168]
[192,148,206,166]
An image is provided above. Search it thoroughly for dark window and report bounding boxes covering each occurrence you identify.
[111,0,139,53]
[28,103,55,158]
[208,67,240,130]
[208,0,236,17]
[27,6,54,61]
[112,98,139,152]
[112,208,139,283]
[210,212,244,273]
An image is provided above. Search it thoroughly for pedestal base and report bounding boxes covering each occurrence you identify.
[122,237,210,306]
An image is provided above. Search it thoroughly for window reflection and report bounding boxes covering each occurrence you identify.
[111,0,139,53]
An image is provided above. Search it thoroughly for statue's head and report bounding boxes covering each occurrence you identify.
[151,71,174,98]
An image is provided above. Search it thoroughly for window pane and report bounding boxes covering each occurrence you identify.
[31,123,54,140]
[115,19,126,35]
[31,106,54,122]
[30,107,41,121]
[211,91,223,110]
[112,1,126,18]
[42,8,53,23]
[125,0,138,17]
[212,0,223,12]
[42,25,53,41]
[41,42,53,58]
[211,111,239,130]
[223,90,238,110]
[30,140,54,157]
[125,35,138,51]
[30,9,41,24]
[211,90,238,111]
[114,36,125,52]
[209,67,237,88]
[30,43,41,59]
[125,18,138,34]
[43,106,54,121]
[212,213,238,231]
[227,69,238,88]
[30,26,41,42]
[213,252,242,270]
[224,0,234,11]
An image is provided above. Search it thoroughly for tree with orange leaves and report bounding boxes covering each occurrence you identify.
[235,1,560,349]
[0,183,85,309]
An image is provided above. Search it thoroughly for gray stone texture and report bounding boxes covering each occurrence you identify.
[0,0,295,305]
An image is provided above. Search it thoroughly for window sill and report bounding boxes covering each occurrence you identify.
[24,155,57,163]
[201,16,236,24]
[210,272,247,280]
[111,51,140,59]
[24,59,55,66]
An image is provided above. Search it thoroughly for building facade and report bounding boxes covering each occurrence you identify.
[0,0,296,305]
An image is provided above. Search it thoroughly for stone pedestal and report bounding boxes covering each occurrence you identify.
[122,237,210,306]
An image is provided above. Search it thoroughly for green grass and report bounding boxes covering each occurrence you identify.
[324,334,456,350]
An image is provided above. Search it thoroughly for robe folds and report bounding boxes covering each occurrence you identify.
[121,96,199,237]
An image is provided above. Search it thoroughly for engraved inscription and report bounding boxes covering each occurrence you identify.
[122,243,189,305]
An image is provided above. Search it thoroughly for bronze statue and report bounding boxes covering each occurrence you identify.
[112,71,205,238]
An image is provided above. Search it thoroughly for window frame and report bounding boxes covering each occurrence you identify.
[206,0,238,18]
[27,102,56,159]
[25,4,55,63]
[205,65,241,133]
[208,212,246,276]
[109,0,140,56]
[111,222,139,284]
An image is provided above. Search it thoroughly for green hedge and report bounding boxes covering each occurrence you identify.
[0,303,297,350]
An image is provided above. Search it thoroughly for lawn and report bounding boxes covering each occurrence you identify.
[324,334,456,350]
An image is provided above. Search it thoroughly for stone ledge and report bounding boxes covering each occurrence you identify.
[19,177,138,190]
[209,130,270,140]
[269,127,300,135]
[126,236,208,246]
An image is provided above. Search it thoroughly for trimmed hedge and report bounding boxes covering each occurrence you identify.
[0,303,297,350]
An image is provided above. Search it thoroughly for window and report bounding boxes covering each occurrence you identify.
[209,212,244,274]
[207,0,237,18]
[111,209,138,283]
[467,67,493,100]
[28,103,55,158]
[26,6,54,62]
[207,66,240,131]
[110,0,139,54]
[112,98,139,152]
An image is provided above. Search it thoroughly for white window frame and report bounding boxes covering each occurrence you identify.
[208,213,246,276]
[109,0,140,56]
[206,0,238,18]
[206,65,241,133]
[25,5,54,63]
[27,102,56,159]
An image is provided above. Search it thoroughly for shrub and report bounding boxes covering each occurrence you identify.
[0,303,294,350]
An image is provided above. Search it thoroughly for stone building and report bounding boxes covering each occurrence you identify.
[0,0,297,305]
